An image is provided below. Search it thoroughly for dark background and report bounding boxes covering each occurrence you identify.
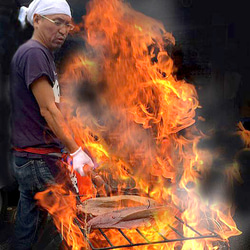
[0,0,249,249]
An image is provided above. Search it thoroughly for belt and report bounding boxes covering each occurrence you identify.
[13,146,62,155]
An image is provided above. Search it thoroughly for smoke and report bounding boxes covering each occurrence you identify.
[197,130,245,204]
[74,78,157,173]
[128,0,177,30]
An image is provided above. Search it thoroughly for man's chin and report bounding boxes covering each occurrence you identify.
[51,42,64,51]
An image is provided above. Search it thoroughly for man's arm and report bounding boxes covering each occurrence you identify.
[30,75,78,153]
[31,76,94,176]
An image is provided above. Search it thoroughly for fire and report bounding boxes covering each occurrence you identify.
[36,185,86,249]
[238,121,250,147]
[35,0,242,249]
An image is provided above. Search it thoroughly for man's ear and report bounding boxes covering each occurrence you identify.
[33,14,40,26]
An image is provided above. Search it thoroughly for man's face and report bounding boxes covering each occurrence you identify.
[33,14,72,50]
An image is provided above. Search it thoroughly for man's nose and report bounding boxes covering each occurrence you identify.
[59,25,69,35]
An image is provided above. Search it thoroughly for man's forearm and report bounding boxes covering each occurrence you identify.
[41,104,79,153]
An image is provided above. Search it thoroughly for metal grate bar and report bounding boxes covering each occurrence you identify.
[206,228,221,238]
[98,229,114,247]
[77,215,221,250]
[135,228,151,243]
[174,216,203,236]
[84,235,220,250]
[167,224,184,238]
[73,218,96,250]
[152,226,169,241]
[117,229,133,245]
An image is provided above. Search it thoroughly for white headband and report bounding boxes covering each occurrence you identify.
[18,0,72,28]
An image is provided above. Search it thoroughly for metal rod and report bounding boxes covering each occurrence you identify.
[175,216,203,236]
[135,228,151,243]
[152,226,169,241]
[167,224,184,238]
[73,218,96,250]
[206,228,221,238]
[117,229,133,245]
[98,229,114,247]
[84,234,219,250]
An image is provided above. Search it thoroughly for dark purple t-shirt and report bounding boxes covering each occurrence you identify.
[10,39,63,156]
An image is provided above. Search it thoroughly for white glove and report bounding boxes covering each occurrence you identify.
[70,147,94,176]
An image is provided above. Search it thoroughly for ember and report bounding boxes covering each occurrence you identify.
[35,0,242,249]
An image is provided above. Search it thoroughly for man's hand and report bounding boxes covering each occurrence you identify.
[70,147,94,176]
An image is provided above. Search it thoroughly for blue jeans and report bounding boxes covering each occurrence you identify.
[11,155,62,250]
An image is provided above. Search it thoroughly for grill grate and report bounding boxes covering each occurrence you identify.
[75,215,225,250]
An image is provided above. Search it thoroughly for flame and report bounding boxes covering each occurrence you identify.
[35,0,243,249]
[35,185,86,249]
[238,121,250,147]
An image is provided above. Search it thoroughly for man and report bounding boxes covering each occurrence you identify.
[10,0,94,249]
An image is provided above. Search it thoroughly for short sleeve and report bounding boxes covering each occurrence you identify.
[22,48,54,88]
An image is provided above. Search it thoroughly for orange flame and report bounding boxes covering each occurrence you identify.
[35,185,87,250]
[238,121,250,147]
[35,0,242,249]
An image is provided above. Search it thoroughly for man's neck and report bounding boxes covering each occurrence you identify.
[31,34,51,51]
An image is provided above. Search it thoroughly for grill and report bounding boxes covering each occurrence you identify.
[71,176,229,250]
[74,213,228,250]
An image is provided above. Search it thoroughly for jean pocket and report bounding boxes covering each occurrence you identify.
[37,159,55,185]
[14,157,34,169]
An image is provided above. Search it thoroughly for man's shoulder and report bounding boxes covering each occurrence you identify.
[17,40,48,55]
[14,40,52,65]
